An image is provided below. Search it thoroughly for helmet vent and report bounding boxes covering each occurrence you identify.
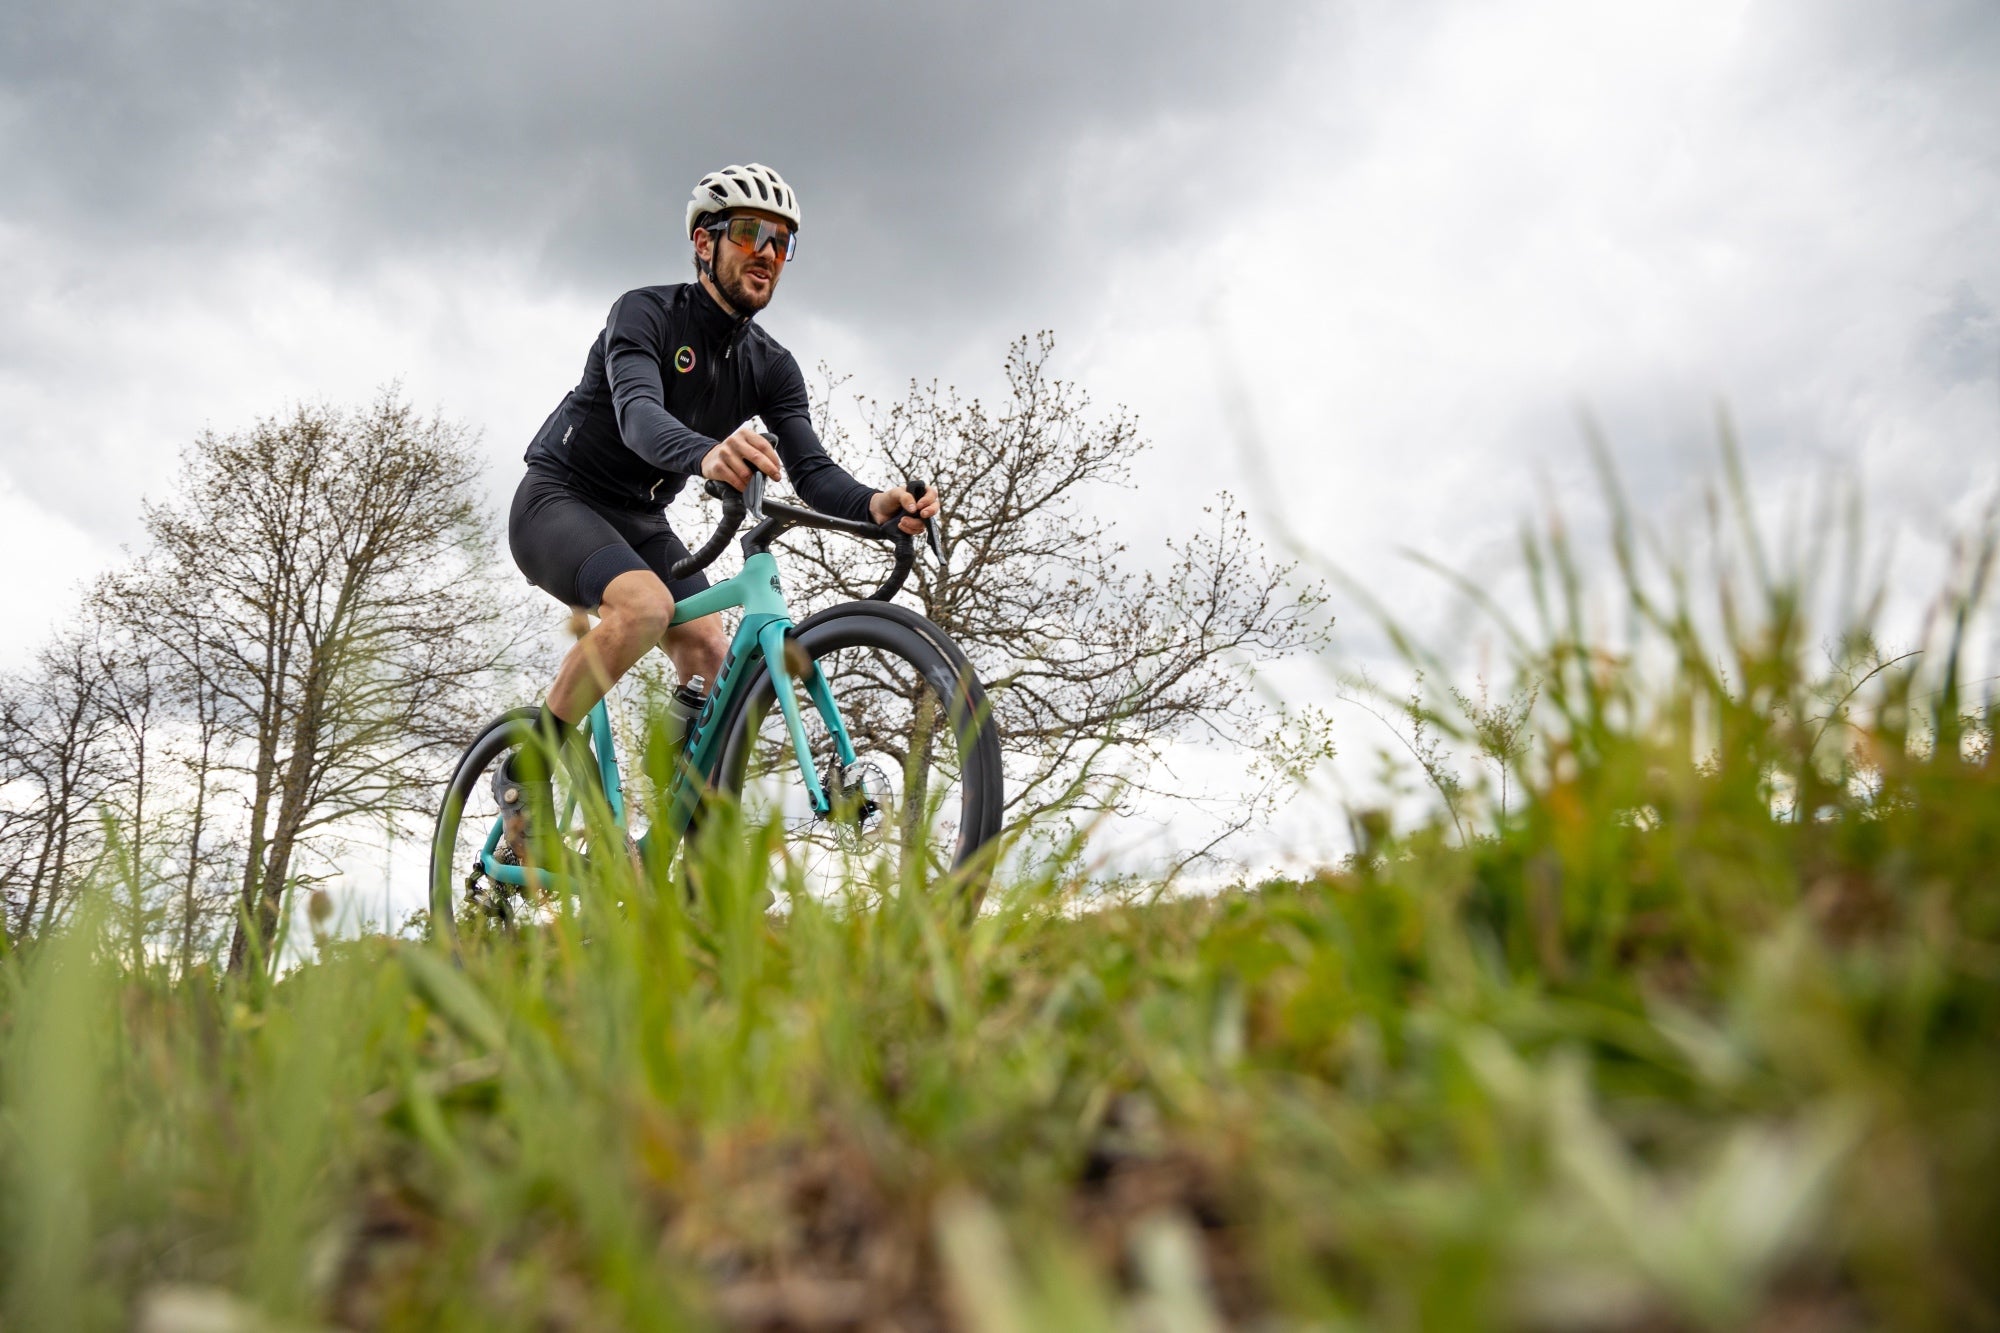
[686,162,800,238]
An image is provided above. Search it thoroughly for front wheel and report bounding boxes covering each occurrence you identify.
[709,608,1003,906]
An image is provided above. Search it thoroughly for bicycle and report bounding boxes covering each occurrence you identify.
[428,459,1004,942]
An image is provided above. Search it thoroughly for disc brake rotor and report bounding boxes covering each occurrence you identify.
[825,757,893,847]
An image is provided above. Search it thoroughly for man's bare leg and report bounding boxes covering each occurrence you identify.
[663,613,728,688]
[546,569,678,724]
[499,571,686,866]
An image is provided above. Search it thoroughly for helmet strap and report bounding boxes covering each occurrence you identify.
[696,221,720,284]
[695,222,731,311]
[695,220,753,324]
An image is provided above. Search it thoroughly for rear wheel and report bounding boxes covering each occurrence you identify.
[428,709,613,946]
[710,608,1002,906]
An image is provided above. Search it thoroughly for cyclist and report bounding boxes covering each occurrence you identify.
[497,162,941,849]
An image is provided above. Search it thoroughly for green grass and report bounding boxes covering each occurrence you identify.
[3,480,1997,1331]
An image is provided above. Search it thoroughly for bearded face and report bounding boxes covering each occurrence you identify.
[697,211,789,315]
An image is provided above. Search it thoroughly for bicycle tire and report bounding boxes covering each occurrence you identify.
[429,706,609,946]
[708,607,1003,904]
[791,598,1004,850]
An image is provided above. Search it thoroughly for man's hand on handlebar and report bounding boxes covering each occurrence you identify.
[869,484,940,535]
[701,426,782,492]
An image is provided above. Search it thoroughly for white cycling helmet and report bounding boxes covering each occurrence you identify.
[685,163,801,238]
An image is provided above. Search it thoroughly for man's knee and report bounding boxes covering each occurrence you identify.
[688,624,728,677]
[601,572,675,640]
[671,616,728,682]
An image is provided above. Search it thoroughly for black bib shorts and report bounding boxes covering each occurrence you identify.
[507,466,712,611]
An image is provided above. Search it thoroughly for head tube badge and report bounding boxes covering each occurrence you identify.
[674,345,696,373]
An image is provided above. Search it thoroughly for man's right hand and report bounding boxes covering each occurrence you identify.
[700,426,783,491]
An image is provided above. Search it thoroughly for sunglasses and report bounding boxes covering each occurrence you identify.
[709,215,797,262]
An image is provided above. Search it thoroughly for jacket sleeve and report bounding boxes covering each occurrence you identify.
[764,352,877,523]
[603,292,715,476]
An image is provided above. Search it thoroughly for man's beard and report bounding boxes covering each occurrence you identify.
[717,259,776,314]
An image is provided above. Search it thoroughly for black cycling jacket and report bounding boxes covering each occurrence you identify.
[524,281,876,521]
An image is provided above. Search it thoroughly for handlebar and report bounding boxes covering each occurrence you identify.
[665,431,938,603]
[666,479,745,580]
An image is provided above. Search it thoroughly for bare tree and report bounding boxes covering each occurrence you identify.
[126,392,519,971]
[786,334,1331,863]
[164,645,237,971]
[80,603,176,963]
[82,578,243,968]
[0,630,120,938]
[1,597,238,959]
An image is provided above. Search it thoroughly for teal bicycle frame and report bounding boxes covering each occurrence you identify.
[478,549,861,890]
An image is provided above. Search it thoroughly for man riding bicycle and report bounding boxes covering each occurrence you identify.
[498,163,941,847]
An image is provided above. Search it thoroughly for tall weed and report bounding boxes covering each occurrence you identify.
[0,454,1992,1329]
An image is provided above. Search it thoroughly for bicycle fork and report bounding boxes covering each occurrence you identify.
[756,620,858,818]
[661,614,859,836]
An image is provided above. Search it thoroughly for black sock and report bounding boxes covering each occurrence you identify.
[507,705,575,784]
[536,704,575,747]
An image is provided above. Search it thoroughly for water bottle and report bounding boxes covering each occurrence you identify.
[665,676,708,752]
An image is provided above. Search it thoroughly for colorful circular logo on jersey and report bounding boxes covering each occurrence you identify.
[674,345,696,374]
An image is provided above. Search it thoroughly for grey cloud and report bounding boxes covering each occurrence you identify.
[1781,0,2000,83]
[3,0,1308,342]
[1917,284,1999,387]
[5,0,1999,581]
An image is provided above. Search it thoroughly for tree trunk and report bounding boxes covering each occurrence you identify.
[902,687,936,858]
[229,773,274,971]
[39,805,69,935]
[125,742,148,968]
[230,598,293,973]
[232,657,324,972]
[229,684,288,971]
[20,827,48,938]
[179,724,215,973]
[243,827,297,974]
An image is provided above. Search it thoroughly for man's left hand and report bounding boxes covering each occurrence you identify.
[869,485,941,535]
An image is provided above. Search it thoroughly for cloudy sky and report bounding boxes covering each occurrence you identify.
[4,0,1997,870]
